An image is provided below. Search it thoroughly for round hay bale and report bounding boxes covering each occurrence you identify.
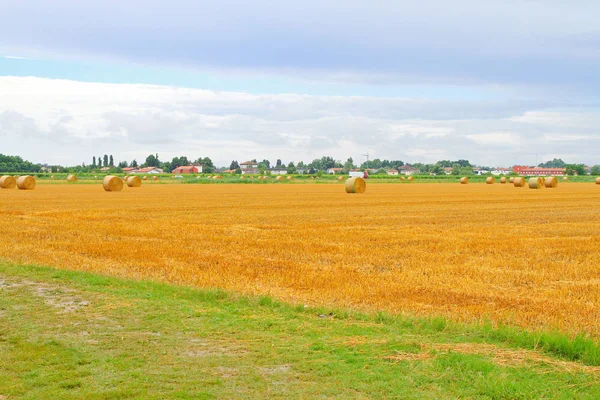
[126,176,142,187]
[486,177,495,184]
[545,176,558,188]
[513,177,527,187]
[214,175,223,180]
[460,177,469,184]
[287,176,293,181]
[16,175,36,190]
[0,175,17,189]
[399,177,405,181]
[153,176,159,181]
[528,177,543,189]
[408,176,414,181]
[499,177,507,184]
[66,174,77,182]
[595,177,600,185]
[337,176,344,181]
[103,176,124,192]
[563,176,569,181]
[50,175,55,180]
[345,177,366,194]
[142,176,148,181]
[276,176,284,181]
[509,177,515,183]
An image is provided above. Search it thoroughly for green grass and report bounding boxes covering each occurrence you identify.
[1,263,600,399]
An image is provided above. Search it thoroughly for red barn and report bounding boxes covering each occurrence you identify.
[171,165,201,174]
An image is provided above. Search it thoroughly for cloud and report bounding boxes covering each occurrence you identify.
[0,76,599,167]
[0,1,599,94]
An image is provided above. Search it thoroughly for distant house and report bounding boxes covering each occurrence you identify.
[171,165,201,174]
[387,169,399,176]
[240,161,259,175]
[327,168,344,175]
[491,167,511,176]
[222,169,236,174]
[269,167,288,175]
[122,167,137,173]
[399,166,419,175]
[135,167,164,174]
[100,167,110,172]
[443,167,453,175]
[512,166,565,176]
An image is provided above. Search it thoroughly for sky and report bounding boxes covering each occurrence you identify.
[1,0,599,167]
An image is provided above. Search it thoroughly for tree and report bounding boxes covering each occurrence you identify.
[344,157,355,170]
[98,156,102,167]
[258,159,271,169]
[103,154,109,168]
[297,161,305,168]
[276,159,283,167]
[109,155,114,167]
[118,161,128,168]
[145,154,160,167]
[235,167,242,174]
[565,164,586,176]
[92,156,96,167]
[194,157,214,173]
[591,165,600,175]
[287,162,297,174]
[131,159,138,167]
[229,160,240,170]
[539,158,566,168]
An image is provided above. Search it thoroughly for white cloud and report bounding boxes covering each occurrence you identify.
[0,76,599,167]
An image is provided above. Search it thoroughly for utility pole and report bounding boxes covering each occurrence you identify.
[362,152,369,170]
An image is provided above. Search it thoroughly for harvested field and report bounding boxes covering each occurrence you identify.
[1,183,600,335]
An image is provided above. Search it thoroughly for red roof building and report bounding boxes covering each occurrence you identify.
[172,165,200,174]
[512,166,566,176]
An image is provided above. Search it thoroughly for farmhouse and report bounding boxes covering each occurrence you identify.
[387,169,399,176]
[269,166,288,175]
[327,168,344,175]
[171,165,201,174]
[240,161,259,175]
[512,166,566,176]
[399,165,420,175]
[135,167,164,174]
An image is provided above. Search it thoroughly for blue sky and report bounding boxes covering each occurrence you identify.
[0,0,599,166]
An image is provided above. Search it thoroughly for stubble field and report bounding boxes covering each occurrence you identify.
[1,182,600,336]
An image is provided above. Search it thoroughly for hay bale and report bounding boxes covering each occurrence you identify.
[596,177,600,185]
[345,177,366,193]
[545,176,558,188]
[337,176,344,181]
[50,175,55,180]
[287,176,293,181]
[513,177,527,187]
[563,176,569,181]
[0,175,17,189]
[509,177,515,183]
[16,175,36,190]
[460,177,469,184]
[103,176,123,192]
[153,176,159,181]
[126,176,142,187]
[408,176,414,181]
[142,176,148,181]
[486,177,495,184]
[500,177,507,184]
[66,174,77,182]
[399,177,405,181]
[528,177,543,189]
[276,176,284,181]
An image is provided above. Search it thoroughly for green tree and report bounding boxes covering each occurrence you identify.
[98,156,102,167]
[229,160,240,170]
[92,156,96,167]
[591,165,600,175]
[539,158,566,168]
[109,155,114,167]
[287,162,297,174]
[131,159,138,167]
[565,164,586,176]
[103,154,109,167]
[276,159,283,167]
[145,154,160,167]
[195,157,214,173]
[118,161,128,168]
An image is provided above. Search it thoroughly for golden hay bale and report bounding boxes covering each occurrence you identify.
[66,174,77,182]
[408,176,414,181]
[103,175,123,192]
[513,177,527,187]
[345,177,366,193]
[153,176,159,181]
[213,175,223,180]
[337,176,344,181]
[50,175,55,180]
[16,175,36,190]
[399,176,405,181]
[276,176,284,181]
[240,176,245,180]
[287,176,293,181]
[545,176,558,188]
[460,177,469,184]
[596,177,600,185]
[509,177,515,183]
[142,176,148,181]
[486,177,495,184]
[126,176,142,187]
[0,175,17,189]
[528,177,543,189]
[563,176,569,181]
[500,177,507,184]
